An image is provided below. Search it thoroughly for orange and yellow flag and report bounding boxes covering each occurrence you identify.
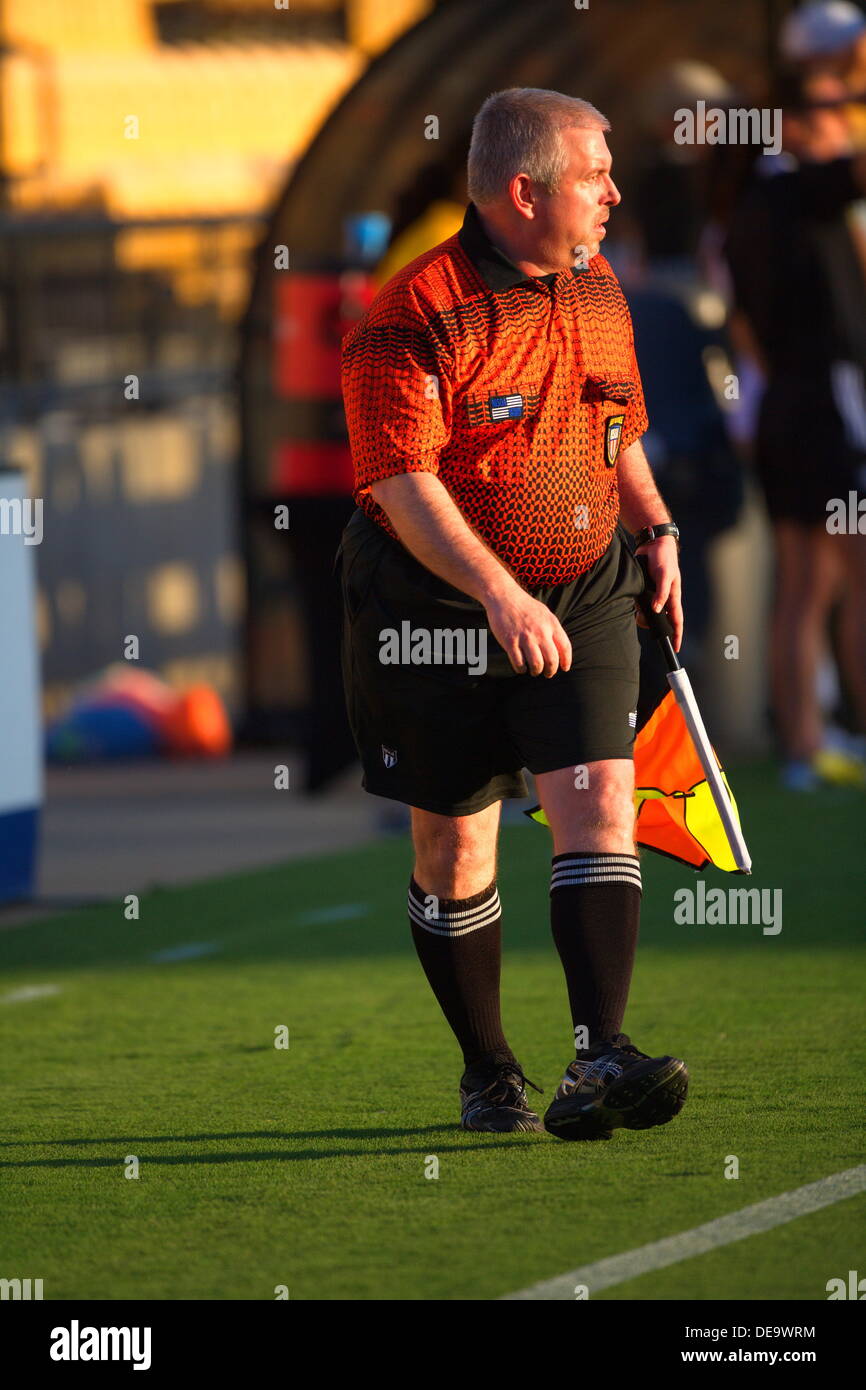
[527,683,746,872]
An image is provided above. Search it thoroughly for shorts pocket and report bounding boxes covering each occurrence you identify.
[341,533,388,623]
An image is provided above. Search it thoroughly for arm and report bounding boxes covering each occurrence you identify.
[617,437,683,652]
[370,472,572,678]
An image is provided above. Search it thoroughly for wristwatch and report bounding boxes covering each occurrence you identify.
[633,521,680,550]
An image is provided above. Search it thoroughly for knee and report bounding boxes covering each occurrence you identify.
[582,781,634,837]
[413,823,494,898]
[546,770,635,851]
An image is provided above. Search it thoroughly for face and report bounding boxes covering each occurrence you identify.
[533,125,621,267]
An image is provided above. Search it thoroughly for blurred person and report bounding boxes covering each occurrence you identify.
[631,61,738,277]
[724,74,866,789]
[781,0,866,145]
[626,287,743,655]
[339,89,689,1141]
[616,63,745,663]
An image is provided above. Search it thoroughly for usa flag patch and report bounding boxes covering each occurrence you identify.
[488,393,526,421]
[466,385,540,427]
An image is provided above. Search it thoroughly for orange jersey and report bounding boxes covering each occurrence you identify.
[341,202,647,588]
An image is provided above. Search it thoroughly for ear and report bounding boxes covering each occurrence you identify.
[510,172,538,220]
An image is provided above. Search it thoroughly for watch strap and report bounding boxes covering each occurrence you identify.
[633,521,679,549]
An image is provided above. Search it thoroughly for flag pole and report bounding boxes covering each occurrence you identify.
[635,557,752,874]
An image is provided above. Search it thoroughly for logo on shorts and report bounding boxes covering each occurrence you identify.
[605,413,626,467]
[628,710,637,728]
[381,745,398,769]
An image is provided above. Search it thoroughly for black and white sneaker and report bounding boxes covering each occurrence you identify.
[460,1058,544,1133]
[544,1033,688,1141]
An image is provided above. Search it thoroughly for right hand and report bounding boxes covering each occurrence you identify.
[484,585,572,677]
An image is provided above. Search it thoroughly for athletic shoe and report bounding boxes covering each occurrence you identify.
[813,747,866,789]
[781,759,819,792]
[544,1033,688,1141]
[460,1058,544,1133]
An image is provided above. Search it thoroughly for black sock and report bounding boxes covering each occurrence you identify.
[408,876,514,1071]
[549,852,642,1049]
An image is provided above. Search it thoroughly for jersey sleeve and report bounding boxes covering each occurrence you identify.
[340,297,452,497]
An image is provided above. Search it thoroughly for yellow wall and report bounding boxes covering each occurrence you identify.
[346,0,431,56]
[0,0,154,52]
[5,42,364,216]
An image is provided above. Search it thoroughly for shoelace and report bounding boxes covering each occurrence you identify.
[583,1035,649,1064]
[473,1063,543,1105]
[570,1040,649,1083]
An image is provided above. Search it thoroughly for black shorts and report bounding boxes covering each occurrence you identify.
[337,509,644,817]
[756,375,866,525]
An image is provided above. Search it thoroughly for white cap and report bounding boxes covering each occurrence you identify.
[780,1,866,61]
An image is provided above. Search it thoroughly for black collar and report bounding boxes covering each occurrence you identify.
[457,201,560,291]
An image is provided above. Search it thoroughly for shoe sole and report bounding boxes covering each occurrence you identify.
[544,1057,689,1141]
[461,1111,544,1134]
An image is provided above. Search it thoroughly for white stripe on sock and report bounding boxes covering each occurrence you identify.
[408,891,501,937]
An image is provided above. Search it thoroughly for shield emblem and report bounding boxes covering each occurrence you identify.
[605,413,625,468]
[381,745,398,768]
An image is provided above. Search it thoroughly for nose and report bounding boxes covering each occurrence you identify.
[603,177,621,206]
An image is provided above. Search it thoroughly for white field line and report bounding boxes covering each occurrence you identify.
[502,1165,866,1300]
[150,942,221,963]
[291,903,369,926]
[1,984,61,1004]
[144,905,371,961]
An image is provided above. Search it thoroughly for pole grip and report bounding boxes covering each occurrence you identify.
[634,553,679,669]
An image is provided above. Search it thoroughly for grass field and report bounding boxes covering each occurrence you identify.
[1,763,863,1301]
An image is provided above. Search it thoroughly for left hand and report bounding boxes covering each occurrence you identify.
[635,536,683,652]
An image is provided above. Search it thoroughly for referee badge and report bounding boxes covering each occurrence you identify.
[605,413,626,467]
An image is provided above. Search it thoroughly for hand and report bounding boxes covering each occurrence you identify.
[635,535,683,652]
[484,583,573,676]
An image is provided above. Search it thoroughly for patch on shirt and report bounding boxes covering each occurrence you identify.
[605,412,626,467]
[467,390,541,427]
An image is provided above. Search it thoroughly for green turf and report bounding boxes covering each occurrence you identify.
[0,763,863,1300]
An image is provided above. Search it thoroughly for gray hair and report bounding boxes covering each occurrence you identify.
[467,88,610,206]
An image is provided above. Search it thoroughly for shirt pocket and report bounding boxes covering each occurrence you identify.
[451,369,547,487]
[581,374,635,471]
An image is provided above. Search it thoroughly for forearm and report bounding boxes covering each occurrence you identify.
[369,471,520,605]
[616,438,671,534]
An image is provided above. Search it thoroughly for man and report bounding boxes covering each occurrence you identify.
[338,88,688,1140]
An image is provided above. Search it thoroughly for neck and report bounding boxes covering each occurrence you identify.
[475,204,562,277]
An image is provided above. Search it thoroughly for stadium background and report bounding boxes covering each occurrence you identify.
[1,0,777,747]
[0,0,863,1305]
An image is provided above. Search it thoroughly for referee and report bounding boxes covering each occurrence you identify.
[338,88,688,1140]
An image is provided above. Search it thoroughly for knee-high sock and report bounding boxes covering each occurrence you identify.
[549,852,642,1048]
[408,876,513,1070]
